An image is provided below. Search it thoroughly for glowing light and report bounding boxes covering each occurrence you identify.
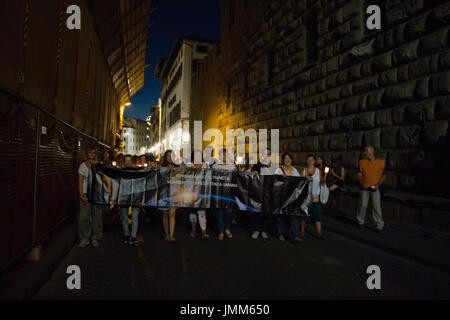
[182,132,190,143]
[125,102,132,106]
[112,161,117,167]
[325,167,330,174]
[180,191,196,203]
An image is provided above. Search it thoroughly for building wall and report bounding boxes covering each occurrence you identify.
[192,0,450,231]
[0,0,120,148]
[191,44,223,151]
[122,117,150,155]
[159,39,215,152]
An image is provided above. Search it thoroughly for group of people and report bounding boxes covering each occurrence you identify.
[77,145,387,248]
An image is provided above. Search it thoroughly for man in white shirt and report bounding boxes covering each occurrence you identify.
[78,147,103,247]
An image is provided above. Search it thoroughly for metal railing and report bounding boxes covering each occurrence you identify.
[0,87,112,272]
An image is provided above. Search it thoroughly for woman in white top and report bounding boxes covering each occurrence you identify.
[160,150,178,242]
[300,155,325,239]
[274,153,303,243]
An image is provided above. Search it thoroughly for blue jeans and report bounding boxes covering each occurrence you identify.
[216,208,232,234]
[121,207,140,238]
[276,215,299,237]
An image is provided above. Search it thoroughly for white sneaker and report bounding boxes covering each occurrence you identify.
[78,239,89,248]
[261,232,269,239]
[251,231,260,240]
[91,239,99,247]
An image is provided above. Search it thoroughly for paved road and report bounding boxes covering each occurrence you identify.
[34,218,450,300]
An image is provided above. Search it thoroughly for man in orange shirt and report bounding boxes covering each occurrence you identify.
[357,145,387,233]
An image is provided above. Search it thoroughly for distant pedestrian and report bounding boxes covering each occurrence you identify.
[357,146,387,233]
[134,155,141,167]
[117,153,125,168]
[328,157,346,192]
[77,147,103,248]
[145,153,157,169]
[120,155,141,245]
[274,152,303,243]
[300,155,325,239]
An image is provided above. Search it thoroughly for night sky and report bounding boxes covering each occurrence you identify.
[125,0,221,120]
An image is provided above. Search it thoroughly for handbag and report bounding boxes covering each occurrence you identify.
[320,184,330,204]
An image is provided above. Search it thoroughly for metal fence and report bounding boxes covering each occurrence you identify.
[0,87,112,272]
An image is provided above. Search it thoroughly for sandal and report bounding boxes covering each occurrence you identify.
[169,237,176,243]
[218,233,224,241]
[225,230,233,239]
[189,232,196,239]
[294,236,303,243]
[279,235,286,241]
[201,232,210,240]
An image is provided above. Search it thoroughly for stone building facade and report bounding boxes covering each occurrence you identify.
[122,116,151,156]
[191,0,450,231]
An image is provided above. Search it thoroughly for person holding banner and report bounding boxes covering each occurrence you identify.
[213,148,236,241]
[160,150,178,242]
[203,145,218,168]
[120,155,141,245]
[143,153,158,225]
[274,153,303,244]
[250,148,272,240]
[187,149,210,240]
[300,155,325,240]
[77,147,103,248]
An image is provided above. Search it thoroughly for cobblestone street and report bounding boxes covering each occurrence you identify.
[34,218,450,300]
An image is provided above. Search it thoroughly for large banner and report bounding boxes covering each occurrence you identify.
[89,164,312,216]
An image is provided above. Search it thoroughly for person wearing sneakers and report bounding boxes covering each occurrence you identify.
[120,155,141,245]
[77,147,103,248]
[250,148,272,240]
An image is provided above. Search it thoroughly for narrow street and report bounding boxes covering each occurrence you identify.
[34,217,450,300]
[1,0,449,304]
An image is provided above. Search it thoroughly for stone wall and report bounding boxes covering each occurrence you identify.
[191,0,450,231]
